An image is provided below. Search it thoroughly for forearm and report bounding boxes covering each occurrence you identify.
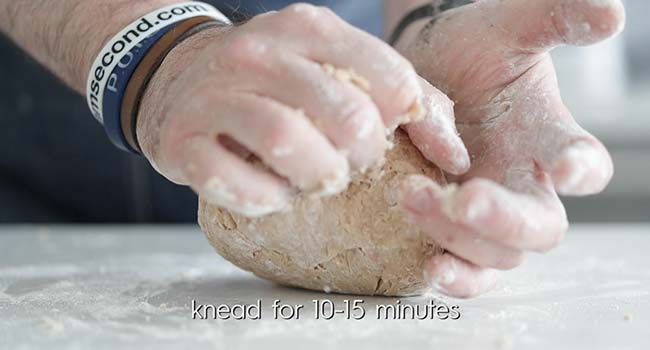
[0,0,181,93]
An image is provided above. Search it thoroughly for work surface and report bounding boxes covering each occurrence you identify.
[1,225,649,350]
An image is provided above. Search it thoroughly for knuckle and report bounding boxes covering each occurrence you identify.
[334,102,386,169]
[263,128,290,152]
[283,3,332,20]
[260,117,295,153]
[505,218,527,246]
[537,220,568,253]
[284,3,317,14]
[202,174,287,217]
[280,4,338,37]
[534,202,568,252]
[200,176,240,207]
[337,100,378,141]
[458,179,493,211]
[223,34,269,70]
[245,10,275,26]
[312,5,337,21]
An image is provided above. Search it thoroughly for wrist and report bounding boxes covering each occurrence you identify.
[137,25,232,162]
[83,1,231,154]
[76,0,184,92]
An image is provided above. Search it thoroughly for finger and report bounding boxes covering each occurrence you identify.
[424,254,498,299]
[549,134,613,197]
[173,89,351,196]
[400,176,526,270]
[176,135,292,217]
[228,47,388,170]
[404,78,470,175]
[221,93,352,195]
[551,138,614,196]
[491,0,625,50]
[532,105,614,196]
[262,4,423,124]
[447,176,568,253]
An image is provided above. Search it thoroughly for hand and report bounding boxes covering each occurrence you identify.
[398,0,625,297]
[135,4,458,217]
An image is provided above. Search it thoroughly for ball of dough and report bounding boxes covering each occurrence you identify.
[198,130,446,296]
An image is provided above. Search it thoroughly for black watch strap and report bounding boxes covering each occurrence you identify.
[388,0,474,46]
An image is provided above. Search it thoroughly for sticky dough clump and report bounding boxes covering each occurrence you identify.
[199,130,446,296]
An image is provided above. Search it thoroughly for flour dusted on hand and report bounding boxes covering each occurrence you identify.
[198,130,446,296]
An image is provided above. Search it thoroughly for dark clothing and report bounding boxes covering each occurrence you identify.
[0,1,382,222]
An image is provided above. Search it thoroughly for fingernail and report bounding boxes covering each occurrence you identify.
[424,260,457,293]
[436,268,457,286]
[310,164,351,197]
[556,142,590,185]
[204,176,238,204]
[425,99,471,175]
[554,142,611,194]
[203,177,291,217]
[449,143,471,175]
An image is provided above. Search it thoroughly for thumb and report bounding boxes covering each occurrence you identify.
[489,0,625,50]
[404,77,470,175]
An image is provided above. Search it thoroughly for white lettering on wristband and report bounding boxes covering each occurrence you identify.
[86,1,231,124]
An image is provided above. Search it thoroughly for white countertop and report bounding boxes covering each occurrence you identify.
[1,224,649,350]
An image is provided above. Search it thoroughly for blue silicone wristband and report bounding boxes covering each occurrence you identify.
[102,25,174,154]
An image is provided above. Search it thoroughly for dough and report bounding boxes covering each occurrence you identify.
[198,130,446,296]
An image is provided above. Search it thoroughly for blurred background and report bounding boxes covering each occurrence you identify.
[0,0,647,223]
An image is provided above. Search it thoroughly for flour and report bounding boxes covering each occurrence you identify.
[2,227,649,348]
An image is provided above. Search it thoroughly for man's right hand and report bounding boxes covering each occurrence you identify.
[137,4,458,216]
